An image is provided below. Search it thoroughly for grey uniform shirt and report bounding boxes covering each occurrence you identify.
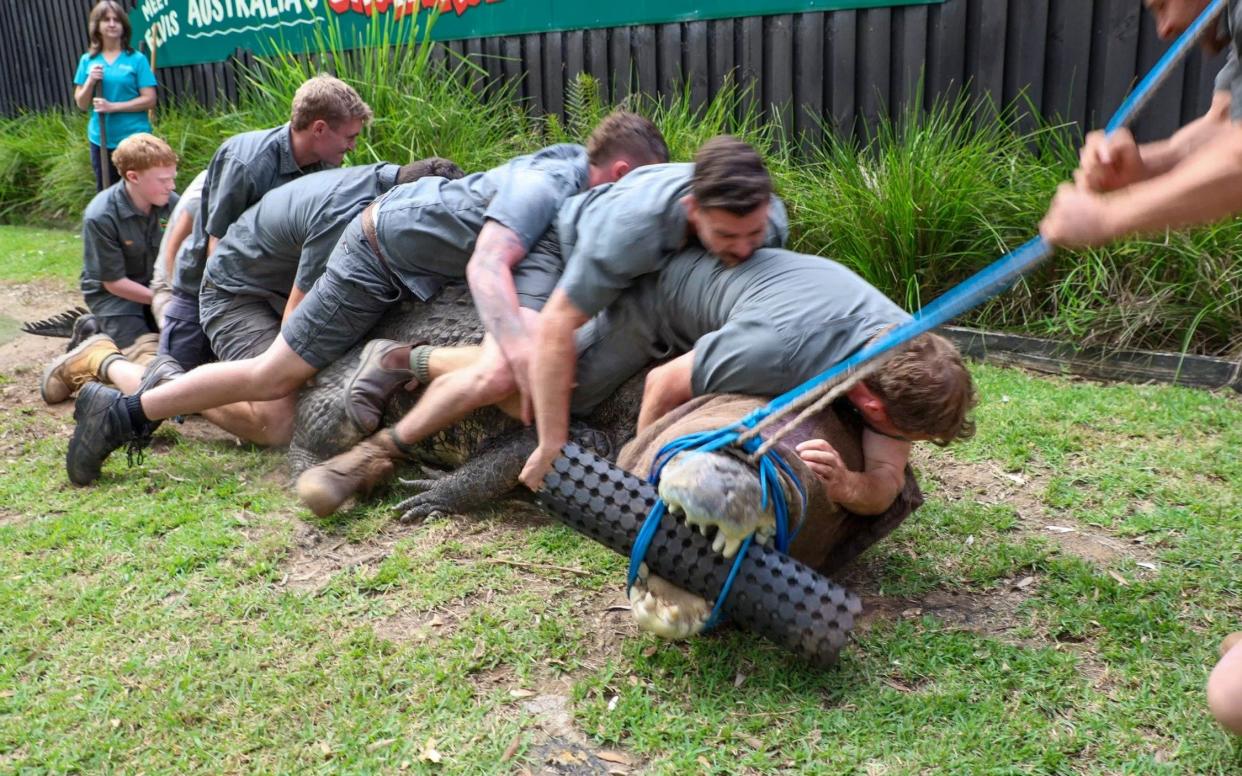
[372,144,590,301]
[80,182,178,317]
[204,163,400,305]
[554,163,790,318]
[153,170,207,293]
[1215,0,1242,120]
[647,247,911,395]
[173,124,330,297]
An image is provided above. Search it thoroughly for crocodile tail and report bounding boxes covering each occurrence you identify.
[21,307,89,338]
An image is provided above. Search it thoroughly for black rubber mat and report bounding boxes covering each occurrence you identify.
[538,443,861,666]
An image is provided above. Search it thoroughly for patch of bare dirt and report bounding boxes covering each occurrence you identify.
[856,588,1031,640]
[276,522,399,593]
[514,693,641,775]
[911,448,1154,569]
[372,609,463,643]
[0,282,83,413]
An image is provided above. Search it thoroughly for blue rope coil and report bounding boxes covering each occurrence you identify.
[624,0,1226,633]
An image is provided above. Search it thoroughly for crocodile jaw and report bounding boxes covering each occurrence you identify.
[628,563,711,640]
[657,452,776,559]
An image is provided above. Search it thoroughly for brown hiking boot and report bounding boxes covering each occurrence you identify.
[344,339,420,434]
[40,333,121,404]
[296,431,407,518]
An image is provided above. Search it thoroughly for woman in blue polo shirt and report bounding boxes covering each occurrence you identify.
[73,1,158,192]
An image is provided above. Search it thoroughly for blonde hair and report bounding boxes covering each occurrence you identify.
[290,75,373,131]
[87,1,133,56]
[111,133,178,176]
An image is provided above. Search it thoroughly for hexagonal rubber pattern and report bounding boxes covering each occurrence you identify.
[538,443,862,666]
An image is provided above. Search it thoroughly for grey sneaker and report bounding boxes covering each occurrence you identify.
[137,354,185,393]
[344,339,418,434]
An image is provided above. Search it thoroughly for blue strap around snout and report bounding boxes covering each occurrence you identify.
[625,421,807,631]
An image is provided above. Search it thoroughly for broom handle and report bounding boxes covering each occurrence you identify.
[96,80,110,188]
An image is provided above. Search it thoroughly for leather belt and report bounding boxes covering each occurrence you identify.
[361,202,393,274]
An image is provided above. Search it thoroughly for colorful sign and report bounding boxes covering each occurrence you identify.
[133,0,942,68]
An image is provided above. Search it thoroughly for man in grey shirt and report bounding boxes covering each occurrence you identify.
[65,112,670,486]
[1042,0,1242,245]
[161,74,372,370]
[519,136,788,489]
[575,247,975,515]
[200,157,462,362]
[159,158,460,446]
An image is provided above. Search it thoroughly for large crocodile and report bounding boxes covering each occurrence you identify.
[288,284,922,583]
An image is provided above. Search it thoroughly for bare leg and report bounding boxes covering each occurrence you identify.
[391,336,516,445]
[102,360,145,394]
[200,397,299,447]
[105,352,299,446]
[140,336,316,421]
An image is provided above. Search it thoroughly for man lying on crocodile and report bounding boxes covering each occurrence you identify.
[295,242,976,639]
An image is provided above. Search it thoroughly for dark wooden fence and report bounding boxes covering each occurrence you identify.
[0,0,1227,142]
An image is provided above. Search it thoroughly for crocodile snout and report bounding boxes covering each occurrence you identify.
[657,452,775,558]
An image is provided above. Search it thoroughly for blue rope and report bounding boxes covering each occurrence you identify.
[624,0,1225,632]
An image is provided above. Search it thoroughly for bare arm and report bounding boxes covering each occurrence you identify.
[1077,92,1232,191]
[282,285,308,323]
[796,430,910,515]
[518,289,589,490]
[637,351,696,431]
[1134,90,1232,177]
[206,235,220,259]
[1043,121,1242,247]
[161,210,194,279]
[73,83,95,110]
[465,221,532,375]
[102,277,154,305]
[74,65,102,110]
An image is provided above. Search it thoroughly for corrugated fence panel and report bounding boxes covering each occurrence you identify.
[1,0,1229,145]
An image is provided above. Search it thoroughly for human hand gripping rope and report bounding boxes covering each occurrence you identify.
[625,0,1229,632]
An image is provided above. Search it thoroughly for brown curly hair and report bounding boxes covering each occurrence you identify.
[864,332,977,446]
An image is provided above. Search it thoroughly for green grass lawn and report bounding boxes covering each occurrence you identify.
[0,224,82,285]
[0,226,1239,773]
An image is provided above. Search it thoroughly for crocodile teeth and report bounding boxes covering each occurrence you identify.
[711,534,727,554]
[721,537,743,559]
